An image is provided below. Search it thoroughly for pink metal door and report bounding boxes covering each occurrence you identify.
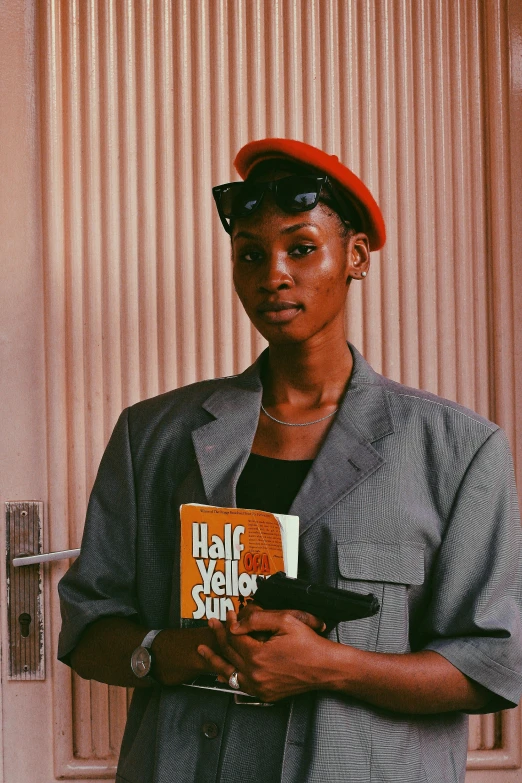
[1,1,521,780]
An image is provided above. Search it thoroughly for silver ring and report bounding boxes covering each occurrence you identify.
[228,670,240,690]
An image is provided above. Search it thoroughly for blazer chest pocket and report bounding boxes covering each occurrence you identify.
[336,541,425,653]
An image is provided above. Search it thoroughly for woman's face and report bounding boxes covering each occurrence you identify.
[231,197,369,347]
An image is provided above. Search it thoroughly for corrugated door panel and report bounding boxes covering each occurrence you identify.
[38,0,520,777]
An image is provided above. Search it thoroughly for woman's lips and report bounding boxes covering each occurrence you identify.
[257,302,302,323]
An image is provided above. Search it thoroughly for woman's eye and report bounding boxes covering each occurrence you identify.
[290,244,316,257]
[240,250,263,263]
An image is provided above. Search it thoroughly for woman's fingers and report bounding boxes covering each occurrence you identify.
[197,644,250,690]
[207,617,245,667]
[196,644,234,681]
[227,609,295,636]
[229,608,302,636]
[236,601,260,623]
[285,610,326,633]
[235,604,325,633]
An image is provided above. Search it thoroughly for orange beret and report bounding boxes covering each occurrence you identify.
[234,138,386,251]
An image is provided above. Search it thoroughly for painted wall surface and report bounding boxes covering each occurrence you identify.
[1,0,521,780]
[0,2,53,782]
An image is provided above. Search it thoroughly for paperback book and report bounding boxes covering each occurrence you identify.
[179,503,299,698]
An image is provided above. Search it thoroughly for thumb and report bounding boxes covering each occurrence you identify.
[286,609,326,633]
[229,609,303,636]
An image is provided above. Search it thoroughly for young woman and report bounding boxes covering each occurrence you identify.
[58,139,522,783]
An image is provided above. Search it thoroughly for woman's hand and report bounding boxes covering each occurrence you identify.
[237,600,326,640]
[197,606,332,702]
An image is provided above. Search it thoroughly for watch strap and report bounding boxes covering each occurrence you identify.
[141,629,163,650]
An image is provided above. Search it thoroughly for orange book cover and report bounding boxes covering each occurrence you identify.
[180,503,289,628]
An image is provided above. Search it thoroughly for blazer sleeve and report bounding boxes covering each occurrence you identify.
[57,409,140,665]
[420,427,522,712]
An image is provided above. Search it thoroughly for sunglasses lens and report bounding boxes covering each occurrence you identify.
[276,176,322,211]
[219,182,265,217]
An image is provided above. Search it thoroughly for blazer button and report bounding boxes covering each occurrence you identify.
[202,722,219,739]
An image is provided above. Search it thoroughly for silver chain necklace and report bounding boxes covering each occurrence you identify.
[260,402,338,427]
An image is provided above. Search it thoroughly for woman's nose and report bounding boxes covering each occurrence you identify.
[258,252,293,291]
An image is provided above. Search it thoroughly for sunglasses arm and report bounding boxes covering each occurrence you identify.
[212,189,233,235]
[217,211,232,235]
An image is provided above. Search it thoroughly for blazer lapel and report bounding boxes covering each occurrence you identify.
[191,345,394,533]
[289,347,394,536]
[191,363,263,508]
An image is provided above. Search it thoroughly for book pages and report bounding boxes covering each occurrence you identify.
[272,513,299,579]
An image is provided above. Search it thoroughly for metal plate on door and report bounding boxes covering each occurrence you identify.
[6,501,45,679]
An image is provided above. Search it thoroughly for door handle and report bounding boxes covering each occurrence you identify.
[12,548,80,567]
[6,502,81,680]
[6,501,47,679]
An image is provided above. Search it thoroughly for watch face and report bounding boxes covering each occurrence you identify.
[131,646,151,678]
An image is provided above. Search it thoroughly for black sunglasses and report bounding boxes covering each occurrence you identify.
[212,175,345,234]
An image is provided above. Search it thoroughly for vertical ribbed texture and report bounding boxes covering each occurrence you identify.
[40,1,519,776]
[484,1,516,448]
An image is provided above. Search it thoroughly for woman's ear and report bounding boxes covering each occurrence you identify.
[346,233,370,282]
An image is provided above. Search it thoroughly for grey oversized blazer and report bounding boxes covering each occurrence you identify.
[58,344,522,783]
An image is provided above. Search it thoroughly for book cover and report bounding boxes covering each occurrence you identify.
[180,503,298,628]
[180,503,299,699]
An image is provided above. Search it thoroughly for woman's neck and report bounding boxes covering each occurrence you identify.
[263,333,353,408]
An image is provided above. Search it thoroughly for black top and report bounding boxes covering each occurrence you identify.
[217,452,313,783]
[235,452,313,514]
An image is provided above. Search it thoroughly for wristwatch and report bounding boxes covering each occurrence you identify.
[130,629,163,684]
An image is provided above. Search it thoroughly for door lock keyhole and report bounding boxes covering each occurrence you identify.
[18,612,32,638]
